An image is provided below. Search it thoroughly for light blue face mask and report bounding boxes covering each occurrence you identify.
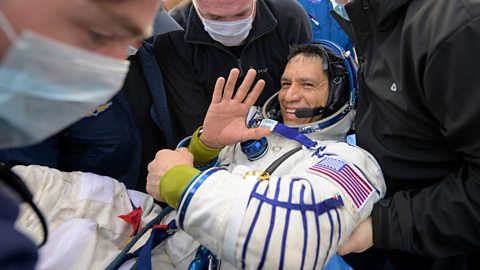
[0,11,130,149]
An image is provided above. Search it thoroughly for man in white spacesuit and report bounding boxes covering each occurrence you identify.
[14,41,385,269]
[146,41,386,269]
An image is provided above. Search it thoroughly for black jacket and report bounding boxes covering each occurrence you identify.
[154,0,311,141]
[345,0,480,269]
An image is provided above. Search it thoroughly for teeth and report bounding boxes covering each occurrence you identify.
[286,108,296,113]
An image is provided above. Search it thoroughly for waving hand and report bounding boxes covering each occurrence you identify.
[200,68,271,148]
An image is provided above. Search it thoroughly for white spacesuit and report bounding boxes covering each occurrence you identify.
[178,105,385,270]
[13,165,201,269]
[175,40,386,269]
[14,40,385,270]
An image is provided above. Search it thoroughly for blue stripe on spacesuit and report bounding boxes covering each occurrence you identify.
[248,193,343,214]
[178,167,225,229]
[272,122,317,148]
[279,180,295,269]
[241,181,268,269]
[309,179,322,269]
[300,186,308,270]
[335,208,341,246]
[322,211,335,268]
[258,177,282,269]
[242,178,344,269]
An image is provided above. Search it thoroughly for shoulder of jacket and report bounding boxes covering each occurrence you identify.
[262,0,308,17]
[169,3,193,28]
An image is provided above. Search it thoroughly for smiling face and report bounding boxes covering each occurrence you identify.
[279,54,329,125]
[0,0,161,59]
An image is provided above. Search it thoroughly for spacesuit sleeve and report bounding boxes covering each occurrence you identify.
[176,142,386,269]
[187,127,223,167]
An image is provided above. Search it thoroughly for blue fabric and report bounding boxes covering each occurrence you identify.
[249,192,344,213]
[279,180,295,269]
[297,0,354,54]
[138,38,176,148]
[324,254,354,270]
[272,122,317,148]
[324,210,335,267]
[0,188,38,269]
[257,177,282,269]
[136,220,177,270]
[346,134,356,145]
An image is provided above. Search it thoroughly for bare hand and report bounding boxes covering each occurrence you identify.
[146,148,194,201]
[338,217,373,256]
[337,216,373,256]
[200,68,271,148]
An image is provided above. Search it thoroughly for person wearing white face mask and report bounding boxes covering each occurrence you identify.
[154,0,312,143]
[195,0,255,47]
[0,0,182,268]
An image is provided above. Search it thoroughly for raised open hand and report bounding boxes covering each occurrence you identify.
[200,68,271,148]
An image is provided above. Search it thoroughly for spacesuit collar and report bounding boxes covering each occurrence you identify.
[260,93,354,142]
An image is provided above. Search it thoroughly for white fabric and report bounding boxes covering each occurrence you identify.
[221,166,259,263]
[38,218,96,269]
[13,165,199,270]
[177,115,386,269]
[78,173,114,203]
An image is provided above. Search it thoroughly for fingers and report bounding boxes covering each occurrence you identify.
[213,68,263,105]
[176,147,194,161]
[244,79,265,106]
[337,238,357,256]
[212,77,225,104]
[234,69,257,102]
[242,127,271,142]
[223,68,240,100]
[337,217,373,256]
[212,68,265,107]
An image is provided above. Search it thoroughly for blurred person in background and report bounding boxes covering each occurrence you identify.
[0,0,167,268]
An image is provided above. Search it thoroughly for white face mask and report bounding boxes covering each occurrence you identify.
[197,3,255,47]
[0,11,130,149]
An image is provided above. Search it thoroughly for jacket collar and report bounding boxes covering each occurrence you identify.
[184,0,277,45]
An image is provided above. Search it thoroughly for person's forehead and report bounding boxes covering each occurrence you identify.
[91,0,161,38]
[195,0,253,18]
[286,55,326,76]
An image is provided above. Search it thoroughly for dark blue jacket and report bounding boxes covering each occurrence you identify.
[0,188,38,269]
[0,38,176,191]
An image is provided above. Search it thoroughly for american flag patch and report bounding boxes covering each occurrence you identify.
[307,156,375,211]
